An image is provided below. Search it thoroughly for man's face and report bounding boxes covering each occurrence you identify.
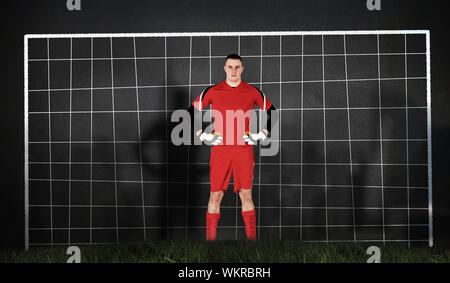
[224,59,244,82]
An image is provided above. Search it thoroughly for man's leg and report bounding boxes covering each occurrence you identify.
[206,190,224,241]
[239,188,256,240]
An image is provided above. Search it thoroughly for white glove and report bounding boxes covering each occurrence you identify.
[199,132,223,146]
[243,131,267,145]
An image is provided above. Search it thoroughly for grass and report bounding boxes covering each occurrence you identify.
[1,241,449,263]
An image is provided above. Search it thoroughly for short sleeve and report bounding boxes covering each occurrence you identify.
[192,86,214,110]
[254,87,273,111]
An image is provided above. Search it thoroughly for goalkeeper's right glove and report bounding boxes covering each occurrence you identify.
[199,132,223,146]
[243,131,267,145]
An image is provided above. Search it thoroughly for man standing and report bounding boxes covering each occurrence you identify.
[187,54,277,241]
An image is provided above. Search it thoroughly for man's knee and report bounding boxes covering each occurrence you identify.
[209,191,224,204]
[239,189,253,203]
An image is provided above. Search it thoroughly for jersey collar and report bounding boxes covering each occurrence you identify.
[223,80,245,90]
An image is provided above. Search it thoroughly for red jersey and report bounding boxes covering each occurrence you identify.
[191,80,273,148]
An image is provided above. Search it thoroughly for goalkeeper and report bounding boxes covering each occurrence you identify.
[187,54,277,241]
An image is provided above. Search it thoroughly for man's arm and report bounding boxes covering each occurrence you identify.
[261,104,277,137]
[252,85,278,138]
[189,85,217,138]
[243,103,277,145]
[187,104,223,145]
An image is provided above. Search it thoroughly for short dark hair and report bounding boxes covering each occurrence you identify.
[225,54,243,64]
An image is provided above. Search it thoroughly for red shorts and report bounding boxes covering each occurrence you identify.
[210,146,255,193]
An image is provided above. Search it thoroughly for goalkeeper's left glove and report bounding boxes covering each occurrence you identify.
[243,131,267,145]
[199,132,223,146]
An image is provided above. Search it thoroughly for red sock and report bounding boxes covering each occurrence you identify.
[241,210,256,241]
[206,212,221,241]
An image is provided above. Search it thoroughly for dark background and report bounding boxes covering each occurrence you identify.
[2,0,449,249]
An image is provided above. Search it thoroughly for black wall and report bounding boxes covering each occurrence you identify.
[2,0,449,249]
